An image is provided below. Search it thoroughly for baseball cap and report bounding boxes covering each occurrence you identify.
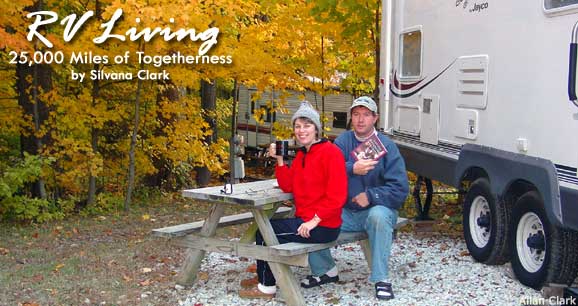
[350,96,378,112]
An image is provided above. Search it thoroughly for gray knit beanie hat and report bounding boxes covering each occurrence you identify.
[291,101,321,134]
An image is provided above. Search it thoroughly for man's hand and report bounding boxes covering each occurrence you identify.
[352,192,370,208]
[353,159,378,176]
[297,218,320,238]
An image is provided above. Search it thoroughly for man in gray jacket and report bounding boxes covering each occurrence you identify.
[301,96,409,300]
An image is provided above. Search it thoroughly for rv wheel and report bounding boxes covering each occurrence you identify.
[463,178,509,264]
[510,191,578,289]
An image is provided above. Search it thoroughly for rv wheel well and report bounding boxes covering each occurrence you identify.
[459,167,489,190]
[503,180,539,209]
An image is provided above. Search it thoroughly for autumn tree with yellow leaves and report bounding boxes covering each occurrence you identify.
[0,0,379,221]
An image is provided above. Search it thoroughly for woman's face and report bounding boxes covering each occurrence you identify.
[293,118,317,147]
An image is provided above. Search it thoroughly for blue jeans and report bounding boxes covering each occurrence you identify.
[308,205,398,282]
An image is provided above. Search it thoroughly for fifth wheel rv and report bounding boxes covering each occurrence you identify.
[379,0,578,289]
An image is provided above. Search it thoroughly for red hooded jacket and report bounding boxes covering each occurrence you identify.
[275,140,347,228]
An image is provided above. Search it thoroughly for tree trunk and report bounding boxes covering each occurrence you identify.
[87,0,102,206]
[124,57,144,211]
[229,80,239,183]
[16,62,51,199]
[195,79,217,187]
[142,84,179,189]
[88,63,100,206]
[87,128,98,205]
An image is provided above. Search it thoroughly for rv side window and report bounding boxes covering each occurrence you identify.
[544,0,578,9]
[400,30,422,78]
[260,105,276,123]
[332,112,347,129]
[250,97,275,123]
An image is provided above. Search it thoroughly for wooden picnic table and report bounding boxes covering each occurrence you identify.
[178,179,308,306]
[158,179,409,306]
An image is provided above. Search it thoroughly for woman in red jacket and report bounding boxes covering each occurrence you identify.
[239,101,347,299]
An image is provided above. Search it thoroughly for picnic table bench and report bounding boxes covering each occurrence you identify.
[152,206,294,238]
[152,179,408,306]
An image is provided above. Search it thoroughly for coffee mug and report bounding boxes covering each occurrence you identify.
[224,183,233,194]
[275,140,289,157]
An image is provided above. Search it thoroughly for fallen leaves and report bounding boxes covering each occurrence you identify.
[158,256,171,264]
[439,242,449,251]
[0,247,9,255]
[31,274,44,282]
[53,227,62,235]
[53,263,65,273]
[244,263,256,273]
[1,201,208,306]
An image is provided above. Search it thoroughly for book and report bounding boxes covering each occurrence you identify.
[351,133,388,161]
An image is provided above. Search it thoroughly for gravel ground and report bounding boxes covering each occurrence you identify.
[175,233,544,306]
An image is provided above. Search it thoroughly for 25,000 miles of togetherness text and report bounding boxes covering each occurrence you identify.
[7,50,233,82]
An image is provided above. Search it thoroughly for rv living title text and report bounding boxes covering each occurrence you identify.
[11,8,232,82]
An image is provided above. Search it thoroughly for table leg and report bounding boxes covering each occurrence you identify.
[252,209,306,306]
[240,202,281,243]
[359,240,373,267]
[177,203,225,286]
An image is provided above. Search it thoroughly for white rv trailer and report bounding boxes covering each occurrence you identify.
[236,86,354,148]
[380,0,578,289]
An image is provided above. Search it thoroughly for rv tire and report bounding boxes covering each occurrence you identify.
[463,178,510,265]
[510,191,578,289]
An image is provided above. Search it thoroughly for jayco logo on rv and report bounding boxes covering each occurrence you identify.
[470,2,489,13]
[456,0,489,13]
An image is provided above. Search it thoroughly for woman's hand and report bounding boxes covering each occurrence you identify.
[268,143,284,166]
[268,143,278,158]
[297,218,320,238]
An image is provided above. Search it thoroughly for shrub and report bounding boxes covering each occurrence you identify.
[79,193,124,216]
[0,154,68,222]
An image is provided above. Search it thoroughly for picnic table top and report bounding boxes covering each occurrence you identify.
[182,179,293,207]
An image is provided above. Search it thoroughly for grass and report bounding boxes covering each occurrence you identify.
[0,195,251,306]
